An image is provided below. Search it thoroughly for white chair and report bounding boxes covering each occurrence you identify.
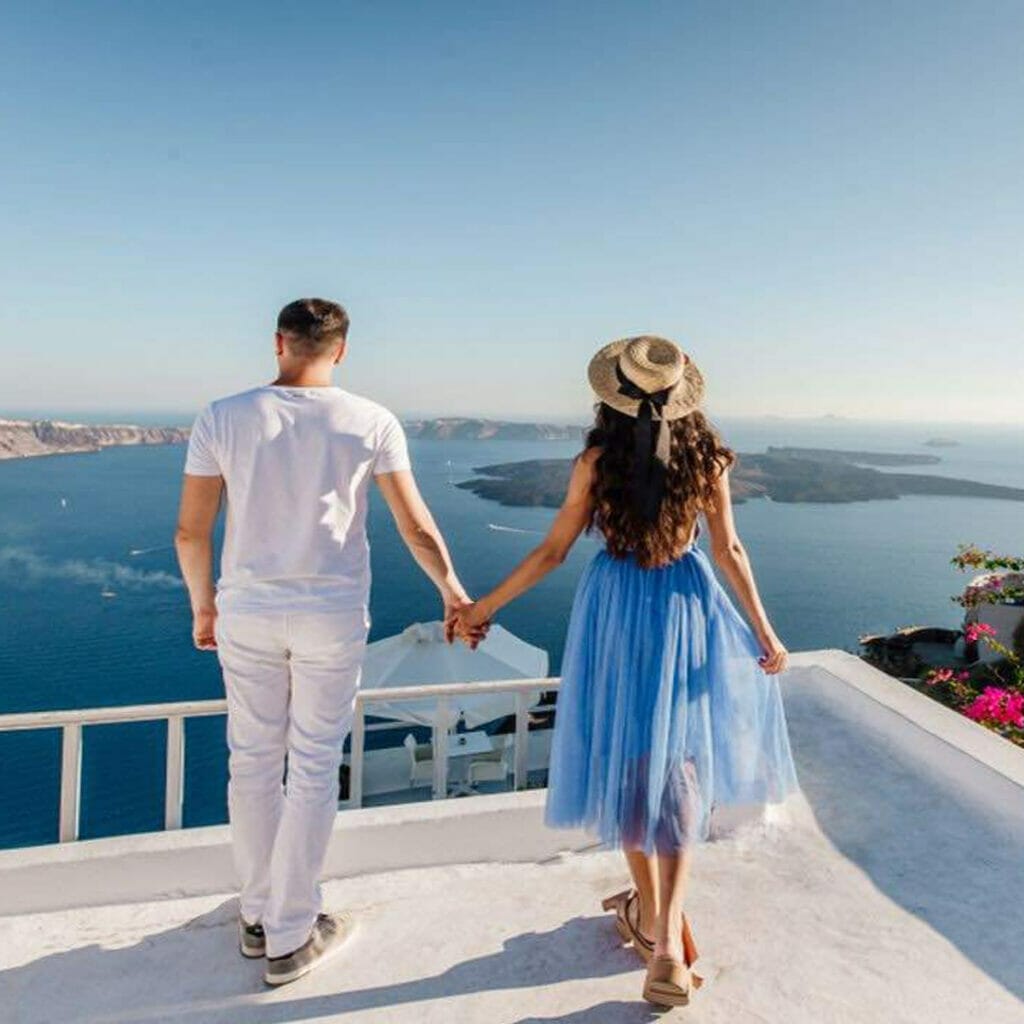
[468,736,512,786]
[404,733,434,788]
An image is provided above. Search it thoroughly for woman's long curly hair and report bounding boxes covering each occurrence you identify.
[586,403,735,568]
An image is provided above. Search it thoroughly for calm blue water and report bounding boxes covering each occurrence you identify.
[0,419,1021,848]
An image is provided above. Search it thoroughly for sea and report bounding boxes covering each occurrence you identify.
[1,416,1021,849]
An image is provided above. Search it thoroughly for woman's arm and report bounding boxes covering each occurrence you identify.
[703,465,788,674]
[456,449,598,640]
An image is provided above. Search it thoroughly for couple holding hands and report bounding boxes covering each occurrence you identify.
[176,297,796,1005]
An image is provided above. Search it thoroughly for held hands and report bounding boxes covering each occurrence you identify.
[452,601,492,650]
[443,590,492,649]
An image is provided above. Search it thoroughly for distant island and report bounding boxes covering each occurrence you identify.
[0,419,189,461]
[765,446,941,467]
[457,448,1024,507]
[924,437,960,448]
[404,418,583,441]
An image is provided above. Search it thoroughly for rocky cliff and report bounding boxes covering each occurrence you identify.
[0,419,189,460]
[404,418,583,441]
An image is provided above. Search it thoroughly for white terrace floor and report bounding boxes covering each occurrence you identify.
[2,651,1024,1024]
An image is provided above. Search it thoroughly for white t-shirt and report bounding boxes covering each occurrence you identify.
[184,385,410,614]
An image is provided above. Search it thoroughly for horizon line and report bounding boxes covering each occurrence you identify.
[2,407,1023,431]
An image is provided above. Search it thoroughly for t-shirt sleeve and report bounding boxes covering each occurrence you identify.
[184,405,222,477]
[372,412,411,476]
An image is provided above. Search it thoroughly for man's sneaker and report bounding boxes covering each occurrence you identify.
[239,918,266,959]
[263,913,355,986]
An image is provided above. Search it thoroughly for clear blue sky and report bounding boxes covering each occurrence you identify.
[1,2,1021,423]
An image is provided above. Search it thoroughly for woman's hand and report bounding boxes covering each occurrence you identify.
[757,631,788,674]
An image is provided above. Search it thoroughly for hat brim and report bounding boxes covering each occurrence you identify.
[587,339,705,420]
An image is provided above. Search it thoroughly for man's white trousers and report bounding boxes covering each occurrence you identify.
[216,607,368,957]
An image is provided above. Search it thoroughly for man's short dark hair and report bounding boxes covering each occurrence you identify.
[277,298,350,357]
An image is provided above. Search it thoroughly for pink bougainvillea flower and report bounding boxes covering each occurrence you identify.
[962,687,1024,727]
[925,668,953,686]
[1005,692,1024,728]
[964,621,997,644]
[962,688,1002,722]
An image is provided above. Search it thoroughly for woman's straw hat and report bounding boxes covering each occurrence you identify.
[588,335,704,421]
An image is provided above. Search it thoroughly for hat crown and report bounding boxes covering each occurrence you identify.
[618,336,685,395]
[587,333,704,422]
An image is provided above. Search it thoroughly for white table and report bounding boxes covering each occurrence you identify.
[446,730,494,797]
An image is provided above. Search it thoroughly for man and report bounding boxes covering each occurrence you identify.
[175,298,476,986]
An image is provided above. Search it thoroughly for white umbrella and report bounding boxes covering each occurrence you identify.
[360,621,549,729]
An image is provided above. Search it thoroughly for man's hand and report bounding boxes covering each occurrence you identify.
[192,607,218,651]
[451,601,492,650]
[443,590,468,643]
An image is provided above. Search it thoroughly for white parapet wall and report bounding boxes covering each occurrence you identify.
[2,649,1022,920]
[792,649,1024,815]
[0,788,593,917]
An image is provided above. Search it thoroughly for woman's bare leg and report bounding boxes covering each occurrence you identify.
[654,850,692,961]
[624,850,659,939]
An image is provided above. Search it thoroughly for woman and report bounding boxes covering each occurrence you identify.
[453,335,798,1008]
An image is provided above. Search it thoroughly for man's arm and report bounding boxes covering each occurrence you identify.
[174,474,224,650]
[374,469,474,641]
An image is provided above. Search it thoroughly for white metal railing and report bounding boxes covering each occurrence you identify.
[0,678,560,843]
[0,698,228,843]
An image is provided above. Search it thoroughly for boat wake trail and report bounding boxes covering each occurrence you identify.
[0,548,182,590]
[488,523,543,536]
[129,545,174,557]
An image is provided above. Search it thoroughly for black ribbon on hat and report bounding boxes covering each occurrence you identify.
[615,361,674,522]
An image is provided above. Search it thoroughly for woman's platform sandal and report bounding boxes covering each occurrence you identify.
[643,954,691,1008]
[600,889,637,948]
[601,889,703,988]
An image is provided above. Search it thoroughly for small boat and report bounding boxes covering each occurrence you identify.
[100,589,117,599]
[488,523,541,535]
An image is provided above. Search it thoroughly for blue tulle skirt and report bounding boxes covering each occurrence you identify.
[545,539,799,854]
